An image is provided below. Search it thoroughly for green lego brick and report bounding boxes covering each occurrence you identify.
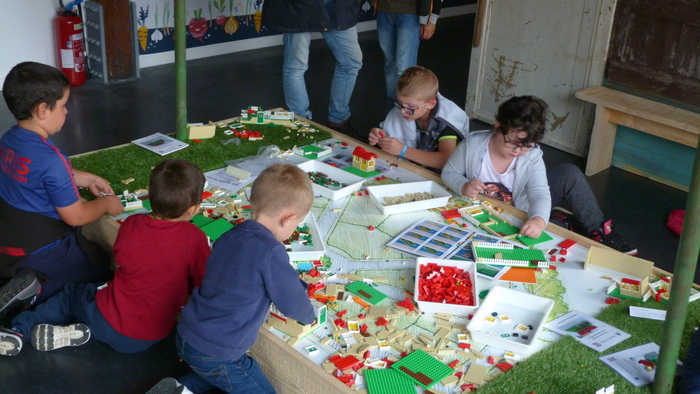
[391,349,454,389]
[364,368,415,394]
[142,199,152,211]
[346,281,388,305]
[517,230,554,246]
[191,214,215,228]
[199,218,234,242]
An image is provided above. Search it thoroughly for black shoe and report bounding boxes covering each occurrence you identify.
[0,327,23,356]
[327,119,362,140]
[0,272,41,318]
[589,219,638,255]
[550,207,580,233]
[31,323,91,351]
[146,377,186,394]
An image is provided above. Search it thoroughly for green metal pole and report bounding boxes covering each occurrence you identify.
[653,145,700,393]
[174,0,187,141]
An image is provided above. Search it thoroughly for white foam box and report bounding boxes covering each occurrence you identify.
[297,160,365,200]
[467,286,554,355]
[286,211,326,261]
[367,181,451,215]
[414,257,479,315]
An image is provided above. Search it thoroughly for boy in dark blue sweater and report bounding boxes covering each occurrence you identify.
[175,163,316,394]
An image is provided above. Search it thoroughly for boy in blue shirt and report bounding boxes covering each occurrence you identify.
[0,62,124,321]
[175,163,316,393]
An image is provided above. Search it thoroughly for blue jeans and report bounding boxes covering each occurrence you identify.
[376,12,420,101]
[681,329,700,393]
[176,333,275,394]
[12,282,159,353]
[282,25,362,123]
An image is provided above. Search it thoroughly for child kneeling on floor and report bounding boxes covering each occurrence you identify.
[0,159,210,356]
[368,66,468,170]
[441,95,636,253]
[175,163,316,394]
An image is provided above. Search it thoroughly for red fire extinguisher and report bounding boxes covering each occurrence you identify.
[54,3,86,87]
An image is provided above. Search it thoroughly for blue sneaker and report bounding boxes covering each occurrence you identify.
[0,272,41,318]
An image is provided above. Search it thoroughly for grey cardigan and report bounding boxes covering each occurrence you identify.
[441,130,551,222]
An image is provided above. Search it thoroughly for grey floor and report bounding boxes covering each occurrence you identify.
[0,13,693,394]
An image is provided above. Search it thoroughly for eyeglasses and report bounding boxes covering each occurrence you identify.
[393,97,430,116]
[502,133,536,151]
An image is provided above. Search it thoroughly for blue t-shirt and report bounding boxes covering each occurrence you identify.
[0,125,80,220]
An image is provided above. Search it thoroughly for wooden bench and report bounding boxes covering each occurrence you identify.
[575,86,700,176]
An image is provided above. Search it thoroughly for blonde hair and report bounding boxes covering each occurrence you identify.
[396,66,439,101]
[250,163,313,217]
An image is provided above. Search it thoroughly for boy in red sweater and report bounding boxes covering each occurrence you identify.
[0,159,210,356]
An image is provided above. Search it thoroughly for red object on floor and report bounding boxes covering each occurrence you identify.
[667,209,684,235]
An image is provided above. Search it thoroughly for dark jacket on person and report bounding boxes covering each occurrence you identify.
[262,0,360,33]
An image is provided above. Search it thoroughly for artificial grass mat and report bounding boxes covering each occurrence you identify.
[70,122,331,199]
[478,298,700,393]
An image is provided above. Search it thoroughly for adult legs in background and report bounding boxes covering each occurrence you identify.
[322,26,363,124]
[547,163,604,233]
[680,328,700,394]
[282,32,313,120]
[377,12,420,101]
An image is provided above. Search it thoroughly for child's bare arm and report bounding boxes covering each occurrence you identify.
[73,169,115,197]
[56,195,125,226]
[387,138,457,169]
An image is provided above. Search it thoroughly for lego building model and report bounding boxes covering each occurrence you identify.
[120,190,143,211]
[267,299,327,339]
[351,146,378,172]
[586,246,655,300]
[240,106,295,126]
[292,143,332,159]
[459,202,519,240]
[471,242,549,268]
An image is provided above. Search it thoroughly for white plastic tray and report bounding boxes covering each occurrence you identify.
[467,286,554,355]
[297,160,365,200]
[285,211,326,261]
[367,181,451,215]
[414,257,479,315]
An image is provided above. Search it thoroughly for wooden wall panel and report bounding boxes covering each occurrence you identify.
[92,0,135,81]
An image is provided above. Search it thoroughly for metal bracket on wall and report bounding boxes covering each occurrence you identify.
[83,1,108,83]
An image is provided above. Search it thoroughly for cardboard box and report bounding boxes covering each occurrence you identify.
[467,286,554,355]
[297,160,365,200]
[414,257,479,315]
[367,181,451,215]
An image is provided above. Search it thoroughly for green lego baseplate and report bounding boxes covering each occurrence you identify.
[364,368,415,394]
[346,281,388,305]
[199,218,234,242]
[391,349,455,389]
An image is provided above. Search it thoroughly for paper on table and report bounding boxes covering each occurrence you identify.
[599,342,681,387]
[629,306,666,321]
[545,310,630,352]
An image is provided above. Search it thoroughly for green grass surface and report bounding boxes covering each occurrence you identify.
[70,122,331,199]
[478,298,700,393]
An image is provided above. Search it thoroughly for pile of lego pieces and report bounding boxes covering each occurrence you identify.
[417,263,475,306]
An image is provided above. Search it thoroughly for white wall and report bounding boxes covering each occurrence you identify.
[0,0,58,88]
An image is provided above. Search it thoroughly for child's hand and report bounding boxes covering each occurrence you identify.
[368,128,385,145]
[102,195,125,217]
[88,176,116,197]
[461,179,487,198]
[420,23,436,40]
[520,217,546,239]
[377,137,403,156]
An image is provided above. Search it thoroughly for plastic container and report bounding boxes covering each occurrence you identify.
[367,181,451,215]
[467,286,554,355]
[414,257,479,315]
[297,160,365,200]
[285,211,326,261]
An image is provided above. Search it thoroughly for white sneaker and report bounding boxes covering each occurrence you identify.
[145,377,187,394]
[30,323,91,351]
[0,327,23,356]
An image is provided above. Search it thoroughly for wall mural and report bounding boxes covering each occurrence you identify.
[133,0,469,55]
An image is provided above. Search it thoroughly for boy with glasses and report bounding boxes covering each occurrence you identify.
[442,96,636,254]
[368,66,468,170]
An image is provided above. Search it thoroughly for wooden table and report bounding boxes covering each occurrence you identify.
[81,115,669,394]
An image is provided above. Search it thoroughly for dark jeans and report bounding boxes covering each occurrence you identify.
[548,163,605,233]
[176,333,276,394]
[681,329,700,393]
[18,231,112,304]
[12,282,158,353]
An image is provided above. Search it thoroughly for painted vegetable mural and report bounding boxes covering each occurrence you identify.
[188,8,208,43]
[138,6,149,50]
[225,0,239,34]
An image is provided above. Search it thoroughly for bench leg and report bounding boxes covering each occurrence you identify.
[585,105,617,176]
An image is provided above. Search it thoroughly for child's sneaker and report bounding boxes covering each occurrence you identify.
[0,272,41,318]
[589,219,638,255]
[30,323,91,351]
[146,377,188,394]
[0,327,23,356]
[549,207,580,233]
